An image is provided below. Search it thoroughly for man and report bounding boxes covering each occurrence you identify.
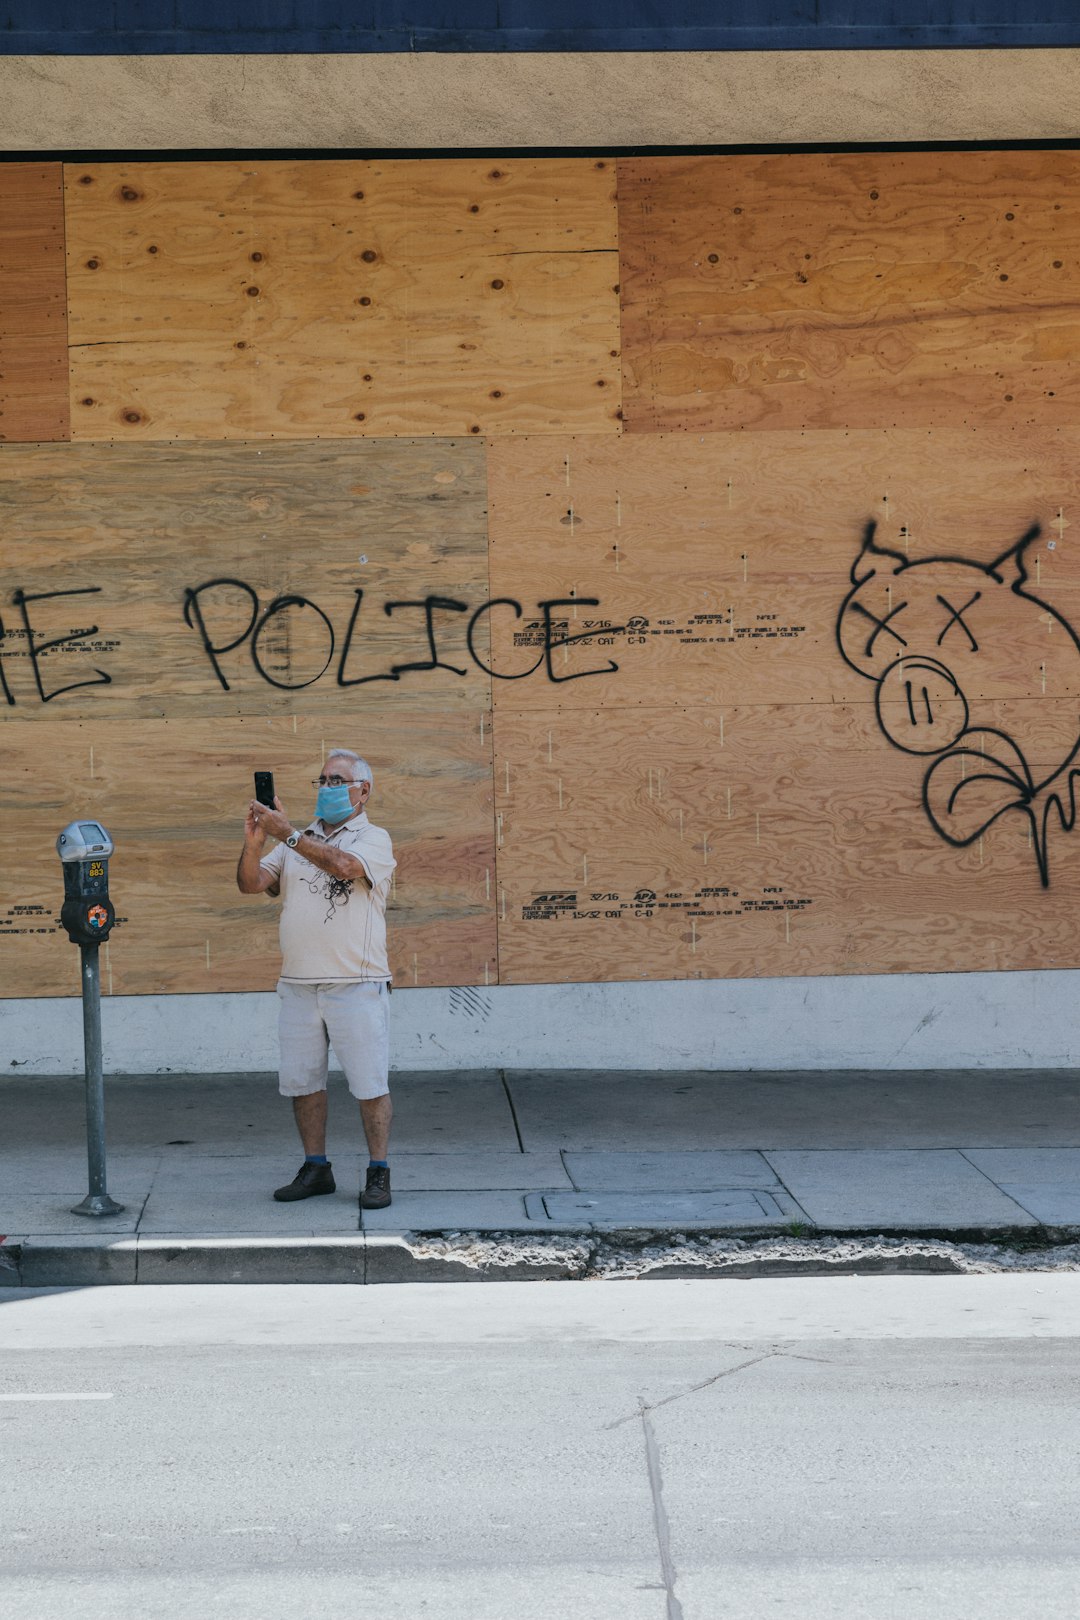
[237,748,396,1210]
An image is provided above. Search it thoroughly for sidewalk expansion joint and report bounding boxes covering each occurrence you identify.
[498,1068,525,1153]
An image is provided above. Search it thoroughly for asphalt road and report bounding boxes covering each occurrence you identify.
[2,1276,1079,1620]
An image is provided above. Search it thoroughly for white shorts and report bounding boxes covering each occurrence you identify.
[276,980,390,1101]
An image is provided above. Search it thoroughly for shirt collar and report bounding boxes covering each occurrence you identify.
[306,809,369,840]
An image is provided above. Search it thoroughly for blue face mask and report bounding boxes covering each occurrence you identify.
[315,784,356,823]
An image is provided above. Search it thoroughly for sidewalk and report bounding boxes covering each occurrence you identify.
[3,1069,1080,1285]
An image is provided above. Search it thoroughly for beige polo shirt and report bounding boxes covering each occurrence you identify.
[259,811,396,984]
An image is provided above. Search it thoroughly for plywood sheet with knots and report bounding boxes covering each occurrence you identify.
[618,150,1080,434]
[65,158,621,441]
[0,163,70,444]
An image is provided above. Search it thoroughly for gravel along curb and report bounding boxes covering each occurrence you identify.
[5,1231,1080,1285]
[400,1231,1080,1281]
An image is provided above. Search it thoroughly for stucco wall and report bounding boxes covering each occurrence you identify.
[2,51,1079,151]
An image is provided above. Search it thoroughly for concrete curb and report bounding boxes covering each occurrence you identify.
[3,1227,1080,1286]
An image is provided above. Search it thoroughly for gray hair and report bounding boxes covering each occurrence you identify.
[326,748,373,788]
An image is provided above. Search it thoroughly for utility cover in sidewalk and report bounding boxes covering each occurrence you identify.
[530,1190,801,1224]
[563,1150,780,1190]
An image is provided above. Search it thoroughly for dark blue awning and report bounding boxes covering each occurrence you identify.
[2,0,1078,54]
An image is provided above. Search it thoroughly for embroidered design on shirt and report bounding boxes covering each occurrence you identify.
[303,871,354,923]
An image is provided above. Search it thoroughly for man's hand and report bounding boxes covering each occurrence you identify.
[239,796,286,895]
[250,795,293,844]
[244,801,268,846]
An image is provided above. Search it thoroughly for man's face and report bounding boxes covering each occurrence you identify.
[320,757,370,814]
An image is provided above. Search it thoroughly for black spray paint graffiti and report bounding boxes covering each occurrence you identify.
[181,580,623,691]
[0,582,624,705]
[838,520,1080,887]
[0,574,793,708]
[0,586,113,706]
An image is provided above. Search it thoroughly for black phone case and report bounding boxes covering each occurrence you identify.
[254,772,276,807]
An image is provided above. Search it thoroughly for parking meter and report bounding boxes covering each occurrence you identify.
[57,820,115,945]
[56,819,123,1217]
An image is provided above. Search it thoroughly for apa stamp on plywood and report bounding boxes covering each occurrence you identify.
[521,886,814,923]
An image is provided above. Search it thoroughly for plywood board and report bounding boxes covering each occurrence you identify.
[618,151,1080,434]
[0,163,70,444]
[0,437,492,720]
[64,158,621,441]
[0,712,495,999]
[492,701,1080,985]
[485,429,1080,712]
[489,425,1080,981]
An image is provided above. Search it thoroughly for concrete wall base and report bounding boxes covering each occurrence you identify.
[1,971,1077,1075]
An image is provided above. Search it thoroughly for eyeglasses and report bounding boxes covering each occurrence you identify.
[312,775,361,789]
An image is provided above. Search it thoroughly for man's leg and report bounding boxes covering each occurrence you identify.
[293,1091,329,1156]
[320,982,392,1205]
[358,1093,393,1161]
[274,1089,335,1199]
[273,983,335,1201]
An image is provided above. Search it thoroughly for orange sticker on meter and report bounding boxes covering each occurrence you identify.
[87,905,109,929]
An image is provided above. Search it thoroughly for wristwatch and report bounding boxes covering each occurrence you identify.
[284,829,302,849]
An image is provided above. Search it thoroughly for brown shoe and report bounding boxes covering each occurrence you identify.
[360,1164,391,1209]
[273,1161,336,1202]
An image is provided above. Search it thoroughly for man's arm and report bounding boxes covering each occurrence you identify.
[248,799,372,889]
[237,800,280,894]
[288,830,371,889]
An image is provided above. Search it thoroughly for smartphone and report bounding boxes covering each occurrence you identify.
[254,771,276,808]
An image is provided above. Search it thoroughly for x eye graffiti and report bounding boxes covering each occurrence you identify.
[838,519,1080,888]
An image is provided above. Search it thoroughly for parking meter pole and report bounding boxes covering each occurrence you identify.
[71,942,122,1218]
[57,818,124,1220]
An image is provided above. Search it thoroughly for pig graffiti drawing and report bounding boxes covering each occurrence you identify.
[837,519,1080,887]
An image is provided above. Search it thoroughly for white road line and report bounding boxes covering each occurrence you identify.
[0,1393,114,1402]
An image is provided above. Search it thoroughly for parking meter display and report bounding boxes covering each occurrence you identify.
[56,820,116,946]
